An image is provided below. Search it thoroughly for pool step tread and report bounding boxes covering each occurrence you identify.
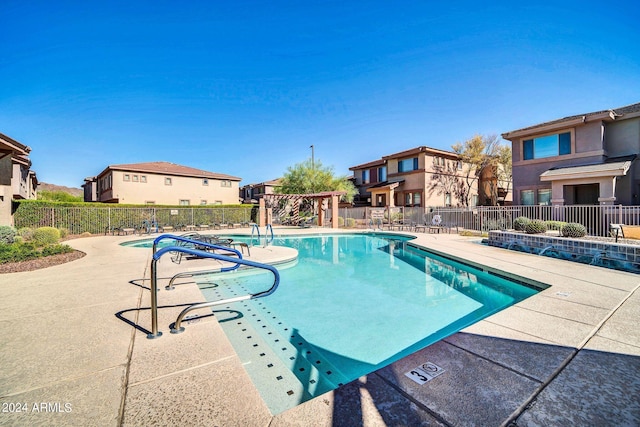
[215,312,313,414]
[203,279,352,387]
[199,277,351,413]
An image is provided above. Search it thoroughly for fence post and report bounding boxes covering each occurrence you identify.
[618,204,623,225]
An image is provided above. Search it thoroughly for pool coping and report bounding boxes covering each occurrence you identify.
[1,227,638,426]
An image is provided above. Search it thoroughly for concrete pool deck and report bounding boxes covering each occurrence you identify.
[0,228,638,426]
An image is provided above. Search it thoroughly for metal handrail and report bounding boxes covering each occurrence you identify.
[152,234,242,271]
[266,223,274,246]
[147,245,280,339]
[250,223,261,247]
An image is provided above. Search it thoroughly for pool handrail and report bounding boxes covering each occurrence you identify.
[152,233,242,268]
[148,245,280,339]
[250,223,261,247]
[266,223,274,246]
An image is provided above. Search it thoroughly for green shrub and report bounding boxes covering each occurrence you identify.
[338,217,345,227]
[545,220,566,231]
[0,242,73,264]
[345,218,356,228]
[483,219,508,231]
[0,226,16,244]
[18,227,34,241]
[41,244,74,257]
[32,227,61,246]
[525,219,548,234]
[513,216,530,231]
[58,228,69,239]
[561,222,587,238]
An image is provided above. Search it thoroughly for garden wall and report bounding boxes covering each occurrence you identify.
[488,230,640,274]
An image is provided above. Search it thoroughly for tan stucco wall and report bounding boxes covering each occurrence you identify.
[575,122,605,154]
[106,171,240,205]
[0,185,12,226]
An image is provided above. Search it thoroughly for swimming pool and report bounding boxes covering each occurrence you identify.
[190,233,540,414]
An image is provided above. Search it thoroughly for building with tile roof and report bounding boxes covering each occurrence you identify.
[349,146,501,208]
[83,161,241,205]
[0,132,38,225]
[240,178,281,203]
[502,102,640,206]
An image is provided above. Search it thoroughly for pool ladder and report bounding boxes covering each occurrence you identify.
[147,234,280,339]
[250,223,274,247]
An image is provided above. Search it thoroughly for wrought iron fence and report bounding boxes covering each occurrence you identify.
[14,206,256,235]
[15,203,640,238]
[332,205,640,237]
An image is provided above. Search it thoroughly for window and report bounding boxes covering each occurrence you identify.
[221,180,231,187]
[140,175,147,183]
[214,200,223,205]
[132,175,139,182]
[521,190,535,205]
[378,166,387,182]
[523,132,571,160]
[165,177,172,185]
[203,178,209,186]
[123,174,130,182]
[445,193,452,207]
[404,192,421,206]
[200,200,207,205]
[457,160,463,170]
[538,189,552,206]
[145,201,155,205]
[362,170,370,184]
[398,157,418,172]
[179,199,190,206]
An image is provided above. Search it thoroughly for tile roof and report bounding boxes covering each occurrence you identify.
[503,102,640,137]
[382,146,459,160]
[350,146,459,170]
[349,159,386,170]
[105,161,241,181]
[0,132,30,154]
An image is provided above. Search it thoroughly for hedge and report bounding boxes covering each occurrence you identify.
[13,200,258,235]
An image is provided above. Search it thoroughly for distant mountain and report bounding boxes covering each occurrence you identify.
[39,182,83,197]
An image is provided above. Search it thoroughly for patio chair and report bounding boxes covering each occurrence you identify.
[299,216,317,228]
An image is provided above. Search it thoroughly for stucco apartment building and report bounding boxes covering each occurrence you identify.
[0,132,38,225]
[83,161,241,205]
[240,178,281,203]
[502,102,640,206]
[350,146,481,208]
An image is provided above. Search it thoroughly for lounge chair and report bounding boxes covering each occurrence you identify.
[611,223,640,242]
[299,216,317,228]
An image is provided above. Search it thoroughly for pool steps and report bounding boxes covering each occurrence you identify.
[200,275,352,414]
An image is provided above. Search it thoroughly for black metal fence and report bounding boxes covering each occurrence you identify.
[331,205,640,237]
[14,205,257,235]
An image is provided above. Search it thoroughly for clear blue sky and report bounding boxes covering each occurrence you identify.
[2,1,639,188]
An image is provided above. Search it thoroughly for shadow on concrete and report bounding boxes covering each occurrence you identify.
[115,304,220,336]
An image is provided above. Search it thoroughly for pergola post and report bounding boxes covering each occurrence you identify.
[331,194,339,229]
[259,198,266,227]
[317,199,324,227]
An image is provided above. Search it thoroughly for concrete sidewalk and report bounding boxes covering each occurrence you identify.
[0,230,638,426]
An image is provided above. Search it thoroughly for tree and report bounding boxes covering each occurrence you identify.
[452,134,510,206]
[37,190,83,203]
[427,161,468,207]
[276,159,357,203]
[496,144,513,203]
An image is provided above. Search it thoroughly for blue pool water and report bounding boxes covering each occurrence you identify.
[190,233,539,414]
